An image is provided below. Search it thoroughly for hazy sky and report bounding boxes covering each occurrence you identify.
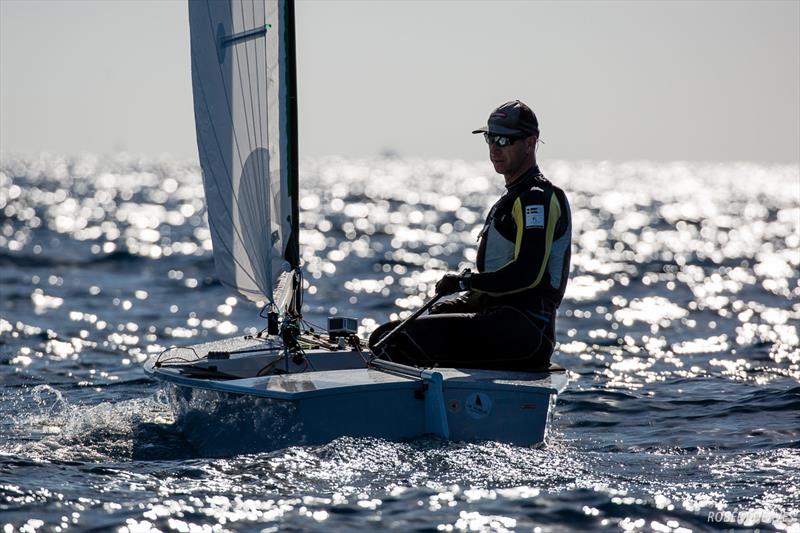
[1,0,798,163]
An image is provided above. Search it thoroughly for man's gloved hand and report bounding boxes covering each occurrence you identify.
[435,273,462,296]
[431,299,461,314]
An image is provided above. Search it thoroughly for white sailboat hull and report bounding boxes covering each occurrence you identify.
[144,339,567,456]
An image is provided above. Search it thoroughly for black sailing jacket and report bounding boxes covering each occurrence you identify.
[466,166,572,318]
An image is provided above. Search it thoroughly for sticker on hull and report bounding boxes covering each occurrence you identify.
[465,393,492,419]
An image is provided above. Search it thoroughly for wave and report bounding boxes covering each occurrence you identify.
[0,385,194,462]
[0,249,147,268]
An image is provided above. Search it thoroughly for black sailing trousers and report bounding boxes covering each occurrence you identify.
[368,306,555,371]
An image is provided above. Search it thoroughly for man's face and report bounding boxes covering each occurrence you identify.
[489,135,531,176]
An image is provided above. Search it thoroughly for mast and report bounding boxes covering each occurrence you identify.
[284,0,303,315]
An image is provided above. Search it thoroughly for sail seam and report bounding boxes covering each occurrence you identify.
[191,52,265,294]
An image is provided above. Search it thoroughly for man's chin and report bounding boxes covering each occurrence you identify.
[492,162,506,174]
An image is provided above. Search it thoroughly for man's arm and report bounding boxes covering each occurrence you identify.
[430,290,483,314]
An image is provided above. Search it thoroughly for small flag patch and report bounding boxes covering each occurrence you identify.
[524,205,544,228]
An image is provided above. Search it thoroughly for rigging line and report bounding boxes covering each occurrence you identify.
[156,345,202,364]
[302,319,328,333]
[192,59,268,293]
[195,5,272,292]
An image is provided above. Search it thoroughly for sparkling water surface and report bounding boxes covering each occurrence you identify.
[0,155,798,532]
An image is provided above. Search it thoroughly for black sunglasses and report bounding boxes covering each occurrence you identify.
[483,133,521,147]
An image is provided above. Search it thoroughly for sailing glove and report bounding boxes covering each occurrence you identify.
[430,294,478,314]
[435,273,463,296]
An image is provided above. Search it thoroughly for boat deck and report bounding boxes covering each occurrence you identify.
[146,358,568,401]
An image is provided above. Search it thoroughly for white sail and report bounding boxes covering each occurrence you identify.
[188,0,297,303]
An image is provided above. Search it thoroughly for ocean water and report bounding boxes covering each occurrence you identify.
[0,154,798,532]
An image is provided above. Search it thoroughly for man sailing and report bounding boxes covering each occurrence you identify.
[371,100,572,371]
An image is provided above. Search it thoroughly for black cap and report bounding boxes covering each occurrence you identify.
[472,100,539,137]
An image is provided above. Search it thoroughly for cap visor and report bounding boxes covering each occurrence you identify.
[486,125,525,136]
[471,127,488,134]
